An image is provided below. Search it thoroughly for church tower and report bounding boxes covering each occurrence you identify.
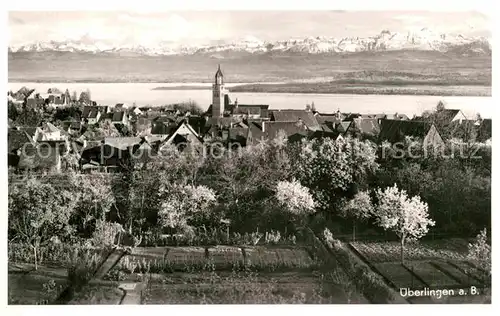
[212,65,225,117]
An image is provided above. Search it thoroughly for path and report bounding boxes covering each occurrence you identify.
[93,248,127,279]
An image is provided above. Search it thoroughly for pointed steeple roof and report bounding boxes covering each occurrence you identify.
[215,64,224,83]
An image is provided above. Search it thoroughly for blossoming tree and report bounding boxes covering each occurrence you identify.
[340,190,374,241]
[374,184,435,264]
[276,179,315,229]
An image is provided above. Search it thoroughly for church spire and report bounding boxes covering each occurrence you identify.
[215,64,224,84]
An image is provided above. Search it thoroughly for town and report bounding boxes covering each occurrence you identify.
[8,66,492,305]
[7,66,492,173]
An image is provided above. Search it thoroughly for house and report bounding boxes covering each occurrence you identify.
[8,93,24,105]
[99,111,129,126]
[11,87,34,104]
[345,118,380,139]
[131,107,143,116]
[314,110,346,120]
[38,92,70,108]
[379,119,445,147]
[17,141,69,173]
[232,105,262,119]
[385,113,410,121]
[228,127,250,147]
[133,117,152,136]
[37,122,66,141]
[115,103,129,111]
[82,106,102,124]
[226,99,270,119]
[25,93,46,107]
[82,106,109,122]
[151,115,180,136]
[61,121,83,135]
[111,111,129,126]
[246,120,309,145]
[203,116,244,138]
[158,121,204,153]
[336,121,352,134]
[434,108,469,125]
[80,137,143,172]
[269,110,321,131]
[8,128,34,167]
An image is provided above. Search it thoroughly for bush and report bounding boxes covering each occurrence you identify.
[92,220,123,248]
[66,248,102,293]
[8,242,99,267]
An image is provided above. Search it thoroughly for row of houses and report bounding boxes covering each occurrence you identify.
[7,67,492,173]
[8,88,79,108]
[9,105,491,174]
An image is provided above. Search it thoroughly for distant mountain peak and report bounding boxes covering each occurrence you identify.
[9,29,491,57]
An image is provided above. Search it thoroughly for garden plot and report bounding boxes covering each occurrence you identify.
[351,241,466,264]
[131,247,169,260]
[207,246,244,267]
[274,248,314,268]
[164,247,207,267]
[373,262,426,289]
[407,262,461,288]
[447,261,488,284]
[8,268,67,304]
[243,247,314,269]
[143,271,368,304]
[68,285,124,304]
[244,247,280,267]
[431,261,473,286]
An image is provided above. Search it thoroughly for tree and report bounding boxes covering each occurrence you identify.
[436,100,446,112]
[8,178,78,269]
[374,184,435,264]
[158,184,217,233]
[311,101,316,112]
[74,174,115,235]
[8,101,19,121]
[340,191,374,241]
[65,89,71,102]
[198,140,293,232]
[79,91,91,105]
[288,137,378,214]
[94,120,121,137]
[86,89,92,102]
[467,228,491,281]
[276,179,315,228]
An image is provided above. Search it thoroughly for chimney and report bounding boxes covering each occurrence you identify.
[235,98,238,108]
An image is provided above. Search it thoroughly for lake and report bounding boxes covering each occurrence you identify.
[8,82,493,118]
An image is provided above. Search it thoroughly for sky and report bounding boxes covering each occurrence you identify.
[8,11,491,47]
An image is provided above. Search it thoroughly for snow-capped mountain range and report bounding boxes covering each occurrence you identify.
[9,29,491,56]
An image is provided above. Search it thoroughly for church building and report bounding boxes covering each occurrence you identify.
[206,65,270,120]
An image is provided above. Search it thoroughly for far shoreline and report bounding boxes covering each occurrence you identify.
[7,80,491,97]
